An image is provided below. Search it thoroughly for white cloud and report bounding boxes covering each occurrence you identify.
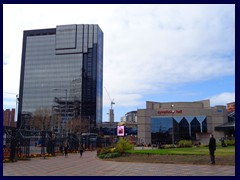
[3,4,235,120]
[102,4,234,109]
[3,62,21,94]
[209,92,235,106]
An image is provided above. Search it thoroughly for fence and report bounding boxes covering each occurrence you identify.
[3,127,106,162]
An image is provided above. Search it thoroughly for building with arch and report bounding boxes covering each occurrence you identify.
[137,99,229,145]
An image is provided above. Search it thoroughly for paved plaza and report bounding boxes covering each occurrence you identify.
[3,151,235,176]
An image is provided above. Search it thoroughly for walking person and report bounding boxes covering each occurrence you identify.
[209,134,216,164]
[64,142,69,157]
[79,143,84,157]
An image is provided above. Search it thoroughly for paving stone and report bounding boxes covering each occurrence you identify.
[3,151,235,176]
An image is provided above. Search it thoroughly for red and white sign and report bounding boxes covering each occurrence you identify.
[117,126,124,136]
[157,110,183,115]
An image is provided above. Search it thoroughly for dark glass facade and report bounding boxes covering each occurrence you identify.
[17,24,103,133]
[151,116,207,144]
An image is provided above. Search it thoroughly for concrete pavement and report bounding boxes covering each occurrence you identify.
[3,151,235,176]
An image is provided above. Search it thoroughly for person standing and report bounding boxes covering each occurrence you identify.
[64,142,69,157]
[209,134,216,164]
[79,143,84,157]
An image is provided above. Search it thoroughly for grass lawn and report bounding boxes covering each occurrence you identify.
[127,145,235,156]
[102,145,235,165]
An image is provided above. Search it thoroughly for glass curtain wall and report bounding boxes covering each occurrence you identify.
[17,24,103,134]
[151,116,207,144]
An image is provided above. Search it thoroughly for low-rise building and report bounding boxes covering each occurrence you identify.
[3,109,16,127]
[227,102,235,113]
[137,99,230,145]
[121,111,137,123]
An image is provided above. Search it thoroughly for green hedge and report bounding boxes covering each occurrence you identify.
[97,138,133,159]
[97,146,115,155]
[225,139,235,146]
[178,140,193,147]
[97,152,120,159]
[115,138,134,154]
[162,144,176,149]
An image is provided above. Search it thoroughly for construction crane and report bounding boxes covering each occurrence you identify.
[104,87,115,123]
[104,87,115,110]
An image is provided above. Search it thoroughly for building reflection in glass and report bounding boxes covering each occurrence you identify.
[151,116,207,144]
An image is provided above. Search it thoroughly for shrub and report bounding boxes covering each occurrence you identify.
[97,138,133,158]
[3,159,11,163]
[162,144,176,149]
[97,146,115,155]
[115,138,134,154]
[225,139,235,146]
[178,140,193,147]
[98,152,120,159]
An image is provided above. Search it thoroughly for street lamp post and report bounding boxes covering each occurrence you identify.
[89,116,91,134]
[15,94,19,122]
[85,116,91,150]
[171,104,175,145]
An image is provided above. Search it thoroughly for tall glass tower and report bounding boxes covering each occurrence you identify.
[17,24,103,134]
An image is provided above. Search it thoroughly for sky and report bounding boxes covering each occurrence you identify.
[3,4,235,122]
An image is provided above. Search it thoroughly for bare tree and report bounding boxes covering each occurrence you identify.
[67,117,90,135]
[31,108,52,131]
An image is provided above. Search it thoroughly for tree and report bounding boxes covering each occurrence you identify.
[51,114,61,133]
[66,117,90,135]
[31,108,52,131]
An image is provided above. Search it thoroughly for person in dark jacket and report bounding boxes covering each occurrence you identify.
[79,143,84,157]
[209,134,216,164]
[64,142,69,157]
